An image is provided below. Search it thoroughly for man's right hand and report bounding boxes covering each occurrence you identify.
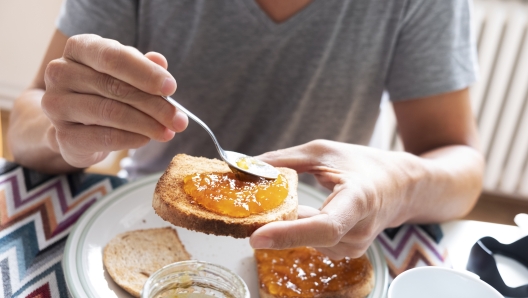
[40,34,188,168]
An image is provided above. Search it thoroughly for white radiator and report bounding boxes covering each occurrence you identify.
[370,0,528,199]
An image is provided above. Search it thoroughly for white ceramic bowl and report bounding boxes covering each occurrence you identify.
[388,267,503,298]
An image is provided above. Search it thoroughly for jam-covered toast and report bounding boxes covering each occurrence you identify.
[153,154,298,238]
[255,247,375,298]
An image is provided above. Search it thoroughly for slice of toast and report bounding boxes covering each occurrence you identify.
[153,154,298,238]
[103,227,191,297]
[255,247,375,298]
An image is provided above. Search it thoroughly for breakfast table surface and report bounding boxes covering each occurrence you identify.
[1,158,527,298]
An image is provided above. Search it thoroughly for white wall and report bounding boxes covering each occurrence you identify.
[0,0,64,109]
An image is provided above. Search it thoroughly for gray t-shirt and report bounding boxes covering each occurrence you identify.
[57,0,477,179]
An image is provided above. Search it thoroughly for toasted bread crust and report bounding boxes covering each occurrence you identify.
[257,253,375,298]
[103,227,191,298]
[153,154,298,238]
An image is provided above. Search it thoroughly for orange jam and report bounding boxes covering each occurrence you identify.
[236,157,250,170]
[183,172,288,217]
[255,247,372,297]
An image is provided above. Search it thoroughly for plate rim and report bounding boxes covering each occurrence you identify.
[63,173,389,297]
[63,173,162,298]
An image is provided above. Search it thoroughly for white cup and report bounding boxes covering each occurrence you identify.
[388,267,504,298]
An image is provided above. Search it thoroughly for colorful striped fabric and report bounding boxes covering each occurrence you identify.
[0,160,125,297]
[378,224,451,281]
[0,159,450,297]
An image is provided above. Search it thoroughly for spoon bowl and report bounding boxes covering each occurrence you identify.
[223,151,280,180]
[162,96,279,180]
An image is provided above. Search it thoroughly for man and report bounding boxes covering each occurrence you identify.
[7,0,483,259]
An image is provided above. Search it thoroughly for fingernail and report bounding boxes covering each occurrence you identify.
[251,236,274,249]
[173,111,188,132]
[161,77,176,96]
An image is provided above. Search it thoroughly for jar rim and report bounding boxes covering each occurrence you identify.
[141,260,250,298]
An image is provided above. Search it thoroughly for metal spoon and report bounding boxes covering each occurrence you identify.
[161,95,279,180]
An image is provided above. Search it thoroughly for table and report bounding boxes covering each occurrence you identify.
[0,159,526,297]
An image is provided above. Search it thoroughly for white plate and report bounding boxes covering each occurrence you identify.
[63,173,389,297]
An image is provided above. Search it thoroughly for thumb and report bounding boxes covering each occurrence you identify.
[250,213,337,249]
[249,206,321,249]
[250,187,362,250]
[256,142,320,173]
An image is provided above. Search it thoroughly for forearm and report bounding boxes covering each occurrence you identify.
[8,89,80,173]
[399,145,484,224]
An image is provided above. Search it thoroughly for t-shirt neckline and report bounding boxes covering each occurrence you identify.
[238,0,323,33]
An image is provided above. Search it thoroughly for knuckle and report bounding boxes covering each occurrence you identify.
[64,34,99,60]
[153,98,177,127]
[99,128,149,150]
[41,93,58,116]
[307,139,337,156]
[102,75,132,99]
[97,40,123,72]
[144,64,162,91]
[41,93,66,120]
[54,125,75,148]
[309,139,331,149]
[344,183,376,217]
[64,36,81,57]
[359,182,378,213]
[125,45,142,55]
[155,97,176,121]
[323,215,346,246]
[44,59,67,87]
[101,127,116,149]
[98,98,123,123]
[65,34,85,49]
[276,235,296,249]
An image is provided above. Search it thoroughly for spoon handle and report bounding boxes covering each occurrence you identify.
[161,96,225,158]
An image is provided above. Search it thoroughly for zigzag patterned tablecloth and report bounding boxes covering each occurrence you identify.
[0,159,451,297]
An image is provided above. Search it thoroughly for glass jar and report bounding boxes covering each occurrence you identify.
[141,260,250,298]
